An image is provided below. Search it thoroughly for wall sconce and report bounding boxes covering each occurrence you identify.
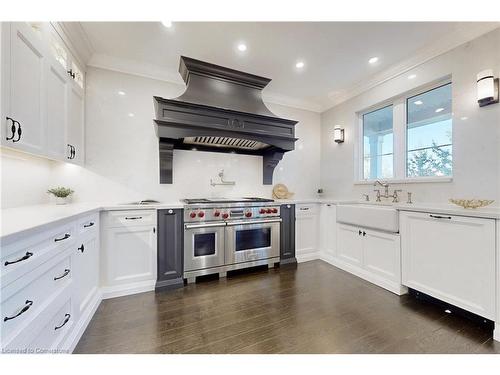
[333,125,344,143]
[477,69,499,107]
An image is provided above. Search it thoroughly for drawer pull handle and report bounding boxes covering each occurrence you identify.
[78,244,84,253]
[54,269,71,281]
[125,216,143,220]
[4,251,33,266]
[83,222,95,228]
[54,314,71,330]
[299,208,309,211]
[54,233,71,242]
[429,214,452,220]
[4,300,33,322]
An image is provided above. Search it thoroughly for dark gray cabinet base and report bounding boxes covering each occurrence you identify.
[280,204,297,266]
[156,209,184,292]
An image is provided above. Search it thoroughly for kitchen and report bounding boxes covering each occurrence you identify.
[1,2,500,370]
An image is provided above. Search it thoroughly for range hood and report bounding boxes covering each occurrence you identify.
[153,56,298,185]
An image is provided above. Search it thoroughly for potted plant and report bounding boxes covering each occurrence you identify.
[47,187,74,205]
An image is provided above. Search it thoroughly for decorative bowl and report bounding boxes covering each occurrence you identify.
[272,183,294,199]
[449,199,494,209]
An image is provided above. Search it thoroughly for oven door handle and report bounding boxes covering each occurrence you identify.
[226,218,282,226]
[184,222,227,230]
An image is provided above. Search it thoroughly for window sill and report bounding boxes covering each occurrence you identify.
[354,176,453,185]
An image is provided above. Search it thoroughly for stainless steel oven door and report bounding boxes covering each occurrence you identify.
[225,218,281,265]
[184,222,226,272]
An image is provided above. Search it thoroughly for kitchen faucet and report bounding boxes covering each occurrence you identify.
[373,180,390,198]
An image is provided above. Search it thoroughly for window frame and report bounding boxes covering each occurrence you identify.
[355,77,453,184]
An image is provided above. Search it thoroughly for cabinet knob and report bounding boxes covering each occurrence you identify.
[168,209,173,214]
[286,205,291,208]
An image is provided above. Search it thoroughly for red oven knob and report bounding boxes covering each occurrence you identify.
[272,208,278,213]
[213,211,220,217]
[266,208,272,214]
[198,211,205,218]
[222,213,229,219]
[189,212,196,218]
[245,211,252,218]
[259,208,266,214]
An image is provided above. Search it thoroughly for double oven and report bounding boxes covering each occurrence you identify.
[183,200,281,280]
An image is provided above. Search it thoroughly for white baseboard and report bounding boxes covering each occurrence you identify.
[65,290,102,353]
[296,251,320,263]
[100,280,156,300]
[321,256,408,296]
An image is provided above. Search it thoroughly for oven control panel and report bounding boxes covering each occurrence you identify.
[184,205,281,222]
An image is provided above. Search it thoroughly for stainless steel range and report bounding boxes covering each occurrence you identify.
[183,197,281,283]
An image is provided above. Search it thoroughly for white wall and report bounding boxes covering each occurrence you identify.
[47,67,321,204]
[320,28,500,205]
[1,148,55,208]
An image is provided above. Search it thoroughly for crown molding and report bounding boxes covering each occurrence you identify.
[88,53,323,113]
[324,23,500,110]
[52,22,94,68]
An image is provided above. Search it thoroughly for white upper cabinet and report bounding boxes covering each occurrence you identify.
[46,56,69,160]
[67,80,84,165]
[3,22,47,154]
[1,22,85,164]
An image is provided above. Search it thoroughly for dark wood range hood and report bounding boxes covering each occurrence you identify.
[153,56,298,184]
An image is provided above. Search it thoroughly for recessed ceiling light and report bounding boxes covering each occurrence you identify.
[295,61,305,69]
[460,116,468,121]
[117,91,126,96]
[128,113,135,117]
[408,74,417,80]
[414,100,423,105]
[161,21,172,28]
[435,107,444,113]
[237,43,247,52]
[368,57,379,64]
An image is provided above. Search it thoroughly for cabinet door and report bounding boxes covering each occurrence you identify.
[320,204,336,257]
[295,205,319,258]
[157,209,183,289]
[401,211,495,320]
[363,229,400,283]
[67,83,84,165]
[45,57,68,160]
[74,234,99,316]
[5,22,46,154]
[280,204,296,263]
[103,225,156,287]
[336,224,362,266]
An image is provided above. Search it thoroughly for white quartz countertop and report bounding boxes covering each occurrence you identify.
[0,201,184,241]
[2,198,499,241]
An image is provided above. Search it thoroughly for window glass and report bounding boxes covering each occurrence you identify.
[363,105,393,180]
[406,83,452,177]
[50,35,68,70]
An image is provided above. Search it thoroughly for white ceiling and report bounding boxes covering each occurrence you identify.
[77,22,498,112]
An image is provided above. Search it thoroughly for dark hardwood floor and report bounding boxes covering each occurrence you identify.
[74,260,500,354]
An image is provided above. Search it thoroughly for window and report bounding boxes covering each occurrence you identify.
[406,83,452,177]
[363,105,393,180]
[358,79,452,182]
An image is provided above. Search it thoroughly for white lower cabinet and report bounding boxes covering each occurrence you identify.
[73,232,99,316]
[295,204,319,262]
[319,203,336,260]
[334,223,404,295]
[401,211,495,320]
[0,211,100,353]
[101,210,157,298]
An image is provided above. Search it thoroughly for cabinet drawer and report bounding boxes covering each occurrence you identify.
[1,250,73,344]
[77,213,99,236]
[103,210,156,228]
[25,298,73,353]
[1,222,76,288]
[296,204,318,216]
